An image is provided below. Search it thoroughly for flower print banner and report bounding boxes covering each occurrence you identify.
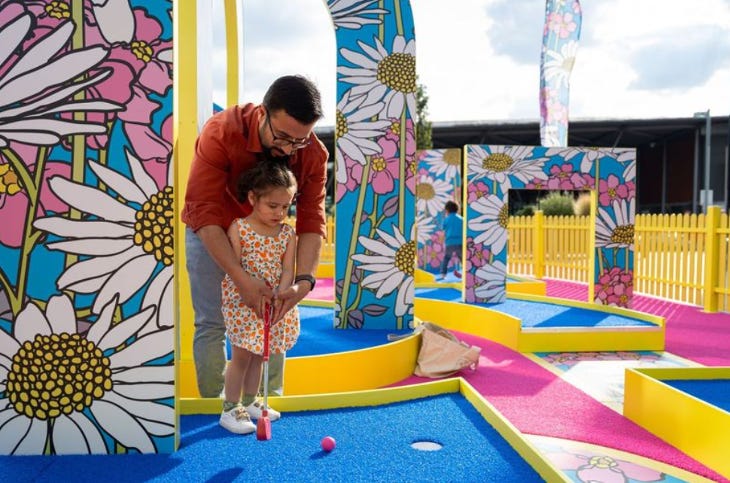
[328,0,417,330]
[539,0,582,147]
[416,149,462,274]
[0,0,174,455]
[464,145,636,308]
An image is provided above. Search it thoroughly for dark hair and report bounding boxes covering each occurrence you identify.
[444,200,459,213]
[262,75,323,125]
[237,161,297,202]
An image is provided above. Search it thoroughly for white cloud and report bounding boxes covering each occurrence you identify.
[206,0,730,125]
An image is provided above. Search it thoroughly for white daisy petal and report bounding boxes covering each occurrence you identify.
[113,382,174,401]
[48,238,134,256]
[15,418,49,455]
[113,366,174,384]
[0,416,31,454]
[33,218,134,239]
[0,331,20,361]
[93,255,157,313]
[56,246,144,290]
[96,306,155,350]
[125,150,159,198]
[14,303,51,343]
[108,328,173,368]
[88,400,155,453]
[103,391,174,425]
[52,413,107,454]
[47,177,137,223]
[85,296,118,345]
[89,161,148,204]
[45,295,76,335]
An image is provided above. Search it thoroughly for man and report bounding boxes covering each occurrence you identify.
[182,75,327,419]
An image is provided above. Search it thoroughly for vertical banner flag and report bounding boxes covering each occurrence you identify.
[539,0,582,147]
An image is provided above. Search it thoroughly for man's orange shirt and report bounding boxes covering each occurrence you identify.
[181,104,328,238]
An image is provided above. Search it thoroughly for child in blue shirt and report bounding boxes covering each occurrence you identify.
[438,200,463,280]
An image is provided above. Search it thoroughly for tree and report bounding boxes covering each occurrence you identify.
[416,79,432,150]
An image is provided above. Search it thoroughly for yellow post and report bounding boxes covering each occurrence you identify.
[703,205,721,312]
[534,210,545,279]
[174,0,199,396]
[224,0,239,107]
[587,188,598,303]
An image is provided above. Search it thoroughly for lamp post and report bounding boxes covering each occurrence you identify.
[694,109,711,212]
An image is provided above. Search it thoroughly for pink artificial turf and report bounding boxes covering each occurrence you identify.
[392,333,728,482]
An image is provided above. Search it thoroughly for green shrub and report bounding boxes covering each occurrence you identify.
[539,192,575,216]
[515,205,535,216]
[573,193,591,216]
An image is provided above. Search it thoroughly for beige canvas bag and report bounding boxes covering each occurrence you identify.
[413,322,481,378]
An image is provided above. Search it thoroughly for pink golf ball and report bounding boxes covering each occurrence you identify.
[321,436,336,452]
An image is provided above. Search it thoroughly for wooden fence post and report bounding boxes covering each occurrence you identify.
[534,210,545,279]
[704,206,721,312]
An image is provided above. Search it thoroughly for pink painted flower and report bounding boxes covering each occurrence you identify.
[547,163,579,190]
[570,172,594,190]
[598,174,630,206]
[595,267,633,307]
[0,144,71,247]
[548,12,578,39]
[465,237,490,272]
[367,135,401,194]
[467,180,490,204]
[335,154,364,202]
[549,449,664,483]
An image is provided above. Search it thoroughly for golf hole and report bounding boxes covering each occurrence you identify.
[410,440,443,451]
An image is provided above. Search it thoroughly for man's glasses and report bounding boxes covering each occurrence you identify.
[265,109,311,150]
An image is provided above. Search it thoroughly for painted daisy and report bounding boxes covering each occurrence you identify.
[0,16,121,147]
[418,149,462,182]
[542,40,579,88]
[416,212,436,245]
[474,260,507,303]
[468,194,508,255]
[334,91,390,184]
[338,35,416,119]
[596,198,635,250]
[0,294,173,455]
[416,173,452,217]
[326,0,388,30]
[466,145,547,191]
[351,224,415,317]
[33,150,173,330]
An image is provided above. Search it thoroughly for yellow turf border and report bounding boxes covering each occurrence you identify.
[180,379,567,482]
[624,367,730,480]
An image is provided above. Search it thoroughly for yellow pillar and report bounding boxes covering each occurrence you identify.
[224,0,239,107]
[534,210,545,279]
[703,206,721,312]
[174,0,199,396]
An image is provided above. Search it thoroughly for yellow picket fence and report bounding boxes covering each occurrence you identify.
[313,206,730,312]
[507,206,730,313]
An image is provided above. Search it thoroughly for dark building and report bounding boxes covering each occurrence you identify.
[316,116,729,214]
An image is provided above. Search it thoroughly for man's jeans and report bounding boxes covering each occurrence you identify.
[185,227,284,398]
[440,244,462,275]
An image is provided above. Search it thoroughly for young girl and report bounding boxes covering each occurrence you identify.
[219,161,300,434]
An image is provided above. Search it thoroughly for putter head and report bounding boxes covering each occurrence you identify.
[256,415,272,441]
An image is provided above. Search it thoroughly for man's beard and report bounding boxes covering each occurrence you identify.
[263,146,290,163]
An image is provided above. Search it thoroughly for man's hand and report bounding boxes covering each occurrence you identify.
[235,276,274,319]
[272,280,310,322]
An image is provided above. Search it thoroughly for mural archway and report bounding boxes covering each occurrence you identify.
[463,145,636,307]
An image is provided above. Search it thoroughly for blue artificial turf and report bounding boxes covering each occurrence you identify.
[0,394,542,482]
[415,287,655,328]
[664,380,730,413]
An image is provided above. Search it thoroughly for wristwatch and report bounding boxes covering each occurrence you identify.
[294,274,316,291]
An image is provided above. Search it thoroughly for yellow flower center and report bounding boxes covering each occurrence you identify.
[134,186,174,266]
[610,224,634,245]
[390,121,401,137]
[335,110,348,138]
[443,150,461,167]
[395,240,416,276]
[588,456,618,470]
[607,187,617,199]
[416,182,435,200]
[377,53,416,93]
[45,1,70,19]
[499,204,509,229]
[0,164,22,195]
[130,40,153,63]
[6,333,112,420]
[482,152,513,172]
[371,156,387,172]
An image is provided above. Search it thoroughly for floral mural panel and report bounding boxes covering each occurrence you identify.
[329,0,417,330]
[416,148,462,274]
[0,0,174,454]
[464,145,635,308]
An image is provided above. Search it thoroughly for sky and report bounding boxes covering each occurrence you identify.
[210,0,730,127]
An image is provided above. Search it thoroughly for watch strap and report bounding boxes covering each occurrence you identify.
[294,274,316,291]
